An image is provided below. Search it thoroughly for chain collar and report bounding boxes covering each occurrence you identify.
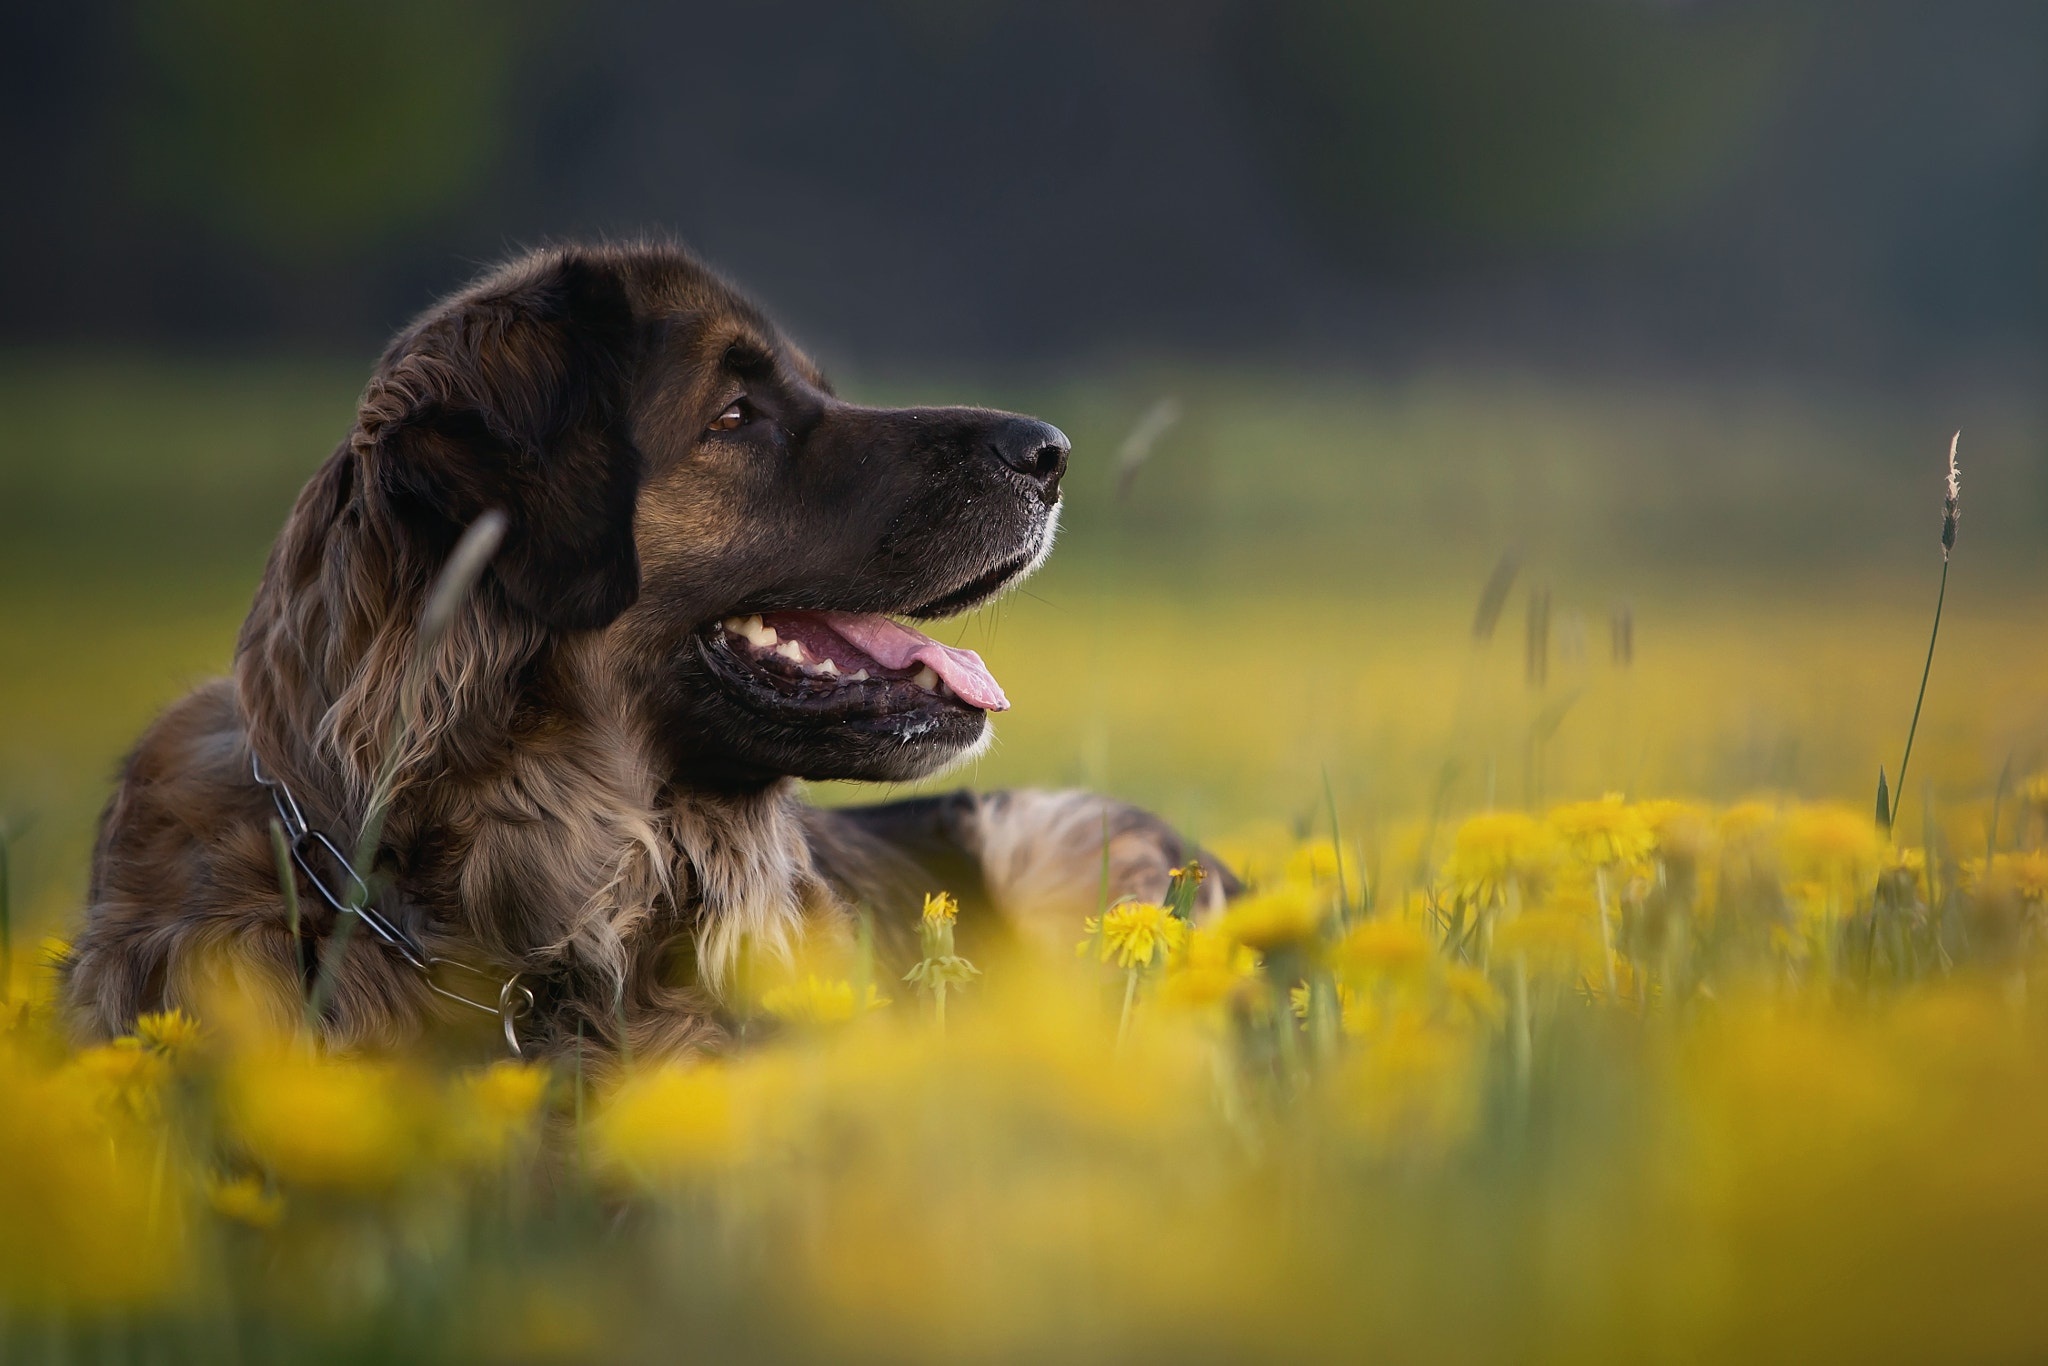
[253,753,535,1056]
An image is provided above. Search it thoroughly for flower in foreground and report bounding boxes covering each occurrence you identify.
[763,973,892,1025]
[1441,811,1558,906]
[206,1174,285,1230]
[1157,926,1260,1010]
[133,1008,204,1061]
[1082,902,1186,969]
[1217,885,1326,953]
[1549,795,1654,870]
[221,1051,417,1191]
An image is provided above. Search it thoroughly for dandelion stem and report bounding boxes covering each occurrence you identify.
[1891,555,1948,835]
[1595,866,1618,1002]
[1116,967,1138,1049]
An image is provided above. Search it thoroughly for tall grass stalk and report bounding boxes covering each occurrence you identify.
[1321,765,1352,923]
[0,817,11,1001]
[1886,433,1961,834]
[304,511,506,1027]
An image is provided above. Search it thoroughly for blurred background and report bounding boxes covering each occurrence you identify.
[6,0,2048,927]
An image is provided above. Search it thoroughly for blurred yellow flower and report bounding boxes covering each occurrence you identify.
[1717,799,1781,846]
[761,973,891,1025]
[1156,926,1259,1010]
[205,1173,284,1230]
[1217,884,1327,952]
[1440,965,1504,1027]
[1962,851,2048,905]
[69,1038,168,1123]
[1779,803,1883,890]
[595,1064,740,1181]
[1549,794,1654,869]
[221,1050,417,1192]
[1493,907,1601,977]
[1441,811,1558,905]
[1332,1013,1482,1150]
[1331,918,1434,984]
[445,1059,552,1166]
[1082,902,1186,969]
[1285,839,1361,893]
[1289,980,1369,1035]
[2021,772,2048,813]
[0,1052,182,1308]
[1636,799,1714,862]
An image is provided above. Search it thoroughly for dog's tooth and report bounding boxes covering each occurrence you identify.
[912,664,939,692]
[812,658,840,677]
[774,639,805,663]
[845,668,870,683]
[723,616,746,634]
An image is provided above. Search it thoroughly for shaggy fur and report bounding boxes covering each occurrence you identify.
[63,241,1229,1059]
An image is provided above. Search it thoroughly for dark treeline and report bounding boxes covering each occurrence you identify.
[5,0,2047,379]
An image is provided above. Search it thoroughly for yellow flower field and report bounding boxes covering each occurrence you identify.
[5,785,2048,1361]
[5,364,2048,1361]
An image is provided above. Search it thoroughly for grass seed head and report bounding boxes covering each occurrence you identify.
[1942,430,1961,561]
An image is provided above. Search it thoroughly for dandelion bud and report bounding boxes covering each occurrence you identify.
[920,891,959,929]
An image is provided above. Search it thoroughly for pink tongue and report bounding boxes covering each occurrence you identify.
[818,612,1009,712]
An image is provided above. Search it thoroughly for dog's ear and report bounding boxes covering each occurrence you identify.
[357,251,643,632]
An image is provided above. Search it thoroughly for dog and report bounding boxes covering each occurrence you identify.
[62,241,1230,1059]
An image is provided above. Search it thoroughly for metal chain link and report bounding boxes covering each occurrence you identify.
[253,754,535,1055]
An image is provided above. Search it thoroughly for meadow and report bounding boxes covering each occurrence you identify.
[3,356,2048,1361]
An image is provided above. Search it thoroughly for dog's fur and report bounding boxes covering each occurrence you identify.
[62,242,1227,1058]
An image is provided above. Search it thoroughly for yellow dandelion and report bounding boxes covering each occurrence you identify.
[1285,839,1361,892]
[1083,902,1186,969]
[1549,794,1654,869]
[1440,965,1504,1027]
[594,1064,741,1181]
[1717,800,1781,845]
[1288,980,1372,1036]
[2022,773,2048,813]
[1441,811,1558,906]
[221,1050,418,1192]
[1966,851,2048,906]
[133,1008,204,1061]
[446,1060,552,1165]
[1493,907,1601,977]
[921,890,960,928]
[760,974,890,1025]
[1779,803,1882,889]
[205,1174,284,1230]
[1216,884,1327,952]
[1635,799,1714,862]
[69,1038,168,1124]
[1331,918,1434,984]
[1157,926,1260,1010]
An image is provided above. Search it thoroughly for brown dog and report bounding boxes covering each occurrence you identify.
[62,242,1228,1059]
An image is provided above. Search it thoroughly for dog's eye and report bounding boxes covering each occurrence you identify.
[708,400,749,433]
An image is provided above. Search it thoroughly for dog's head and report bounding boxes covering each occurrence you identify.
[354,243,1065,787]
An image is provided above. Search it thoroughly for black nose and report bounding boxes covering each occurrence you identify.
[987,417,1069,502]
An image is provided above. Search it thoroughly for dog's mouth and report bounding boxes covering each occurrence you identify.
[697,609,1006,721]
